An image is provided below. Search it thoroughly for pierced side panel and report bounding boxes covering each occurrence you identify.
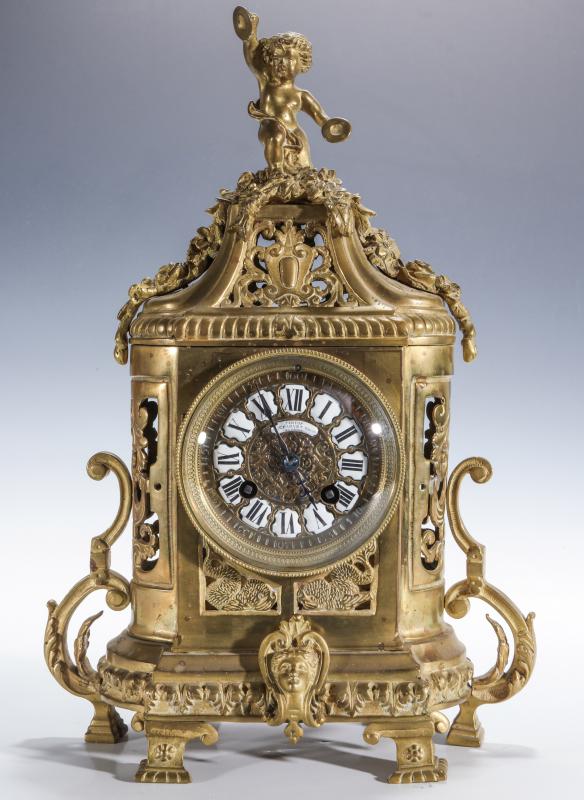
[293,540,378,615]
[198,539,281,615]
[409,378,450,590]
[131,378,172,587]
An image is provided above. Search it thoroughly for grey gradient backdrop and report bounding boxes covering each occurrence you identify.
[1,1,583,797]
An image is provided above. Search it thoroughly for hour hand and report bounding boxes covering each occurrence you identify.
[294,468,319,510]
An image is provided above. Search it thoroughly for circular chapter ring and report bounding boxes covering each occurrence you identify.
[177,349,404,577]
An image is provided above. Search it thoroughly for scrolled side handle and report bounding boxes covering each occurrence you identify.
[44,453,132,702]
[444,457,536,747]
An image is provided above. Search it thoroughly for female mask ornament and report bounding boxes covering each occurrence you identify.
[259,616,330,743]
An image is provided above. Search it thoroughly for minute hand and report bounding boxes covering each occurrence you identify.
[255,390,290,458]
[255,388,318,511]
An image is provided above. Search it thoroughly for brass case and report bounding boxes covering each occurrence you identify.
[44,6,535,786]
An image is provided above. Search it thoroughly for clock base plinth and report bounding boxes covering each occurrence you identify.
[93,624,472,784]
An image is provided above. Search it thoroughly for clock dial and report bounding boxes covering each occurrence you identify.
[179,350,404,576]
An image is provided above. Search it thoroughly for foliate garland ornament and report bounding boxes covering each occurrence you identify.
[98,660,151,706]
[351,194,477,362]
[259,615,330,743]
[134,523,159,568]
[222,167,365,239]
[201,540,280,613]
[429,662,473,706]
[114,200,228,364]
[444,457,536,747]
[393,259,477,362]
[295,540,377,612]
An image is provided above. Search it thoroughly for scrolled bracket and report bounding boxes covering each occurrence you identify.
[444,457,536,747]
[44,453,132,740]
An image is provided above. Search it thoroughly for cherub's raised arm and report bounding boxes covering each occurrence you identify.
[302,90,352,143]
[301,90,329,127]
[233,6,263,78]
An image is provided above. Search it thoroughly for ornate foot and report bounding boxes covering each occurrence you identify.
[364,718,447,784]
[444,458,536,748]
[445,703,483,747]
[85,701,128,743]
[135,721,219,784]
[259,615,329,743]
[43,453,132,738]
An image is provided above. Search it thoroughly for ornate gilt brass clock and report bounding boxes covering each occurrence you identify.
[44,5,536,785]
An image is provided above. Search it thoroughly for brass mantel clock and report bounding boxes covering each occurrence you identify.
[44,6,536,785]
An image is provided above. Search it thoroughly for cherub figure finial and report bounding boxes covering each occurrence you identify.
[233,6,351,173]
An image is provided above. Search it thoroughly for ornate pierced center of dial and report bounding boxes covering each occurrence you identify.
[247,428,336,504]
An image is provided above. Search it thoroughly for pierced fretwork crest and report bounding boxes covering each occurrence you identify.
[226,219,355,308]
[259,615,329,743]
